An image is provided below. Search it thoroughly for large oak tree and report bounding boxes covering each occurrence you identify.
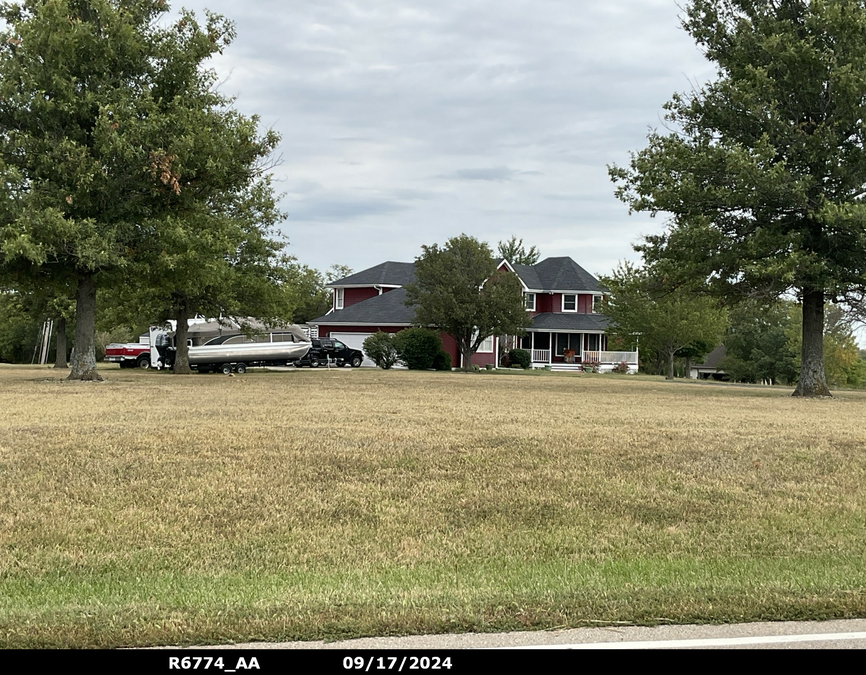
[0,0,282,380]
[610,0,866,397]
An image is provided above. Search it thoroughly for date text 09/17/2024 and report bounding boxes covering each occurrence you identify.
[166,654,454,673]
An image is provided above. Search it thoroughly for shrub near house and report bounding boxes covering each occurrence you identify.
[393,328,450,371]
[362,332,399,370]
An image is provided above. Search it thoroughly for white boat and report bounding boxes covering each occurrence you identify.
[149,325,312,373]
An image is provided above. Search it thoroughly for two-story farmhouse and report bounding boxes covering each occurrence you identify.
[309,257,638,371]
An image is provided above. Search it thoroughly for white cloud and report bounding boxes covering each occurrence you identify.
[172,0,716,274]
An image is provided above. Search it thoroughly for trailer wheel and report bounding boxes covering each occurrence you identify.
[137,356,151,370]
[350,355,363,368]
[235,363,247,374]
[221,363,233,375]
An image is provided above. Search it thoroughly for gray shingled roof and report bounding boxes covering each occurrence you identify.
[332,257,600,292]
[528,312,610,331]
[328,261,415,287]
[514,257,601,292]
[310,288,416,325]
[693,345,726,370]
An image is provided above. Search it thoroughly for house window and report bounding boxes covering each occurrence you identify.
[586,334,600,351]
[335,288,344,310]
[592,295,602,314]
[477,335,494,353]
[525,293,536,311]
[562,294,576,312]
[555,333,582,356]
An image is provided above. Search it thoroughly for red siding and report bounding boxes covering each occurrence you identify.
[529,293,597,314]
[534,293,555,314]
[470,350,496,367]
[439,333,460,368]
[343,287,379,308]
[439,333,497,368]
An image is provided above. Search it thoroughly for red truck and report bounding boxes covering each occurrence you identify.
[103,342,153,369]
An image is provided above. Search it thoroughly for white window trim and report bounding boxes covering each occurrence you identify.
[592,294,603,314]
[473,330,495,353]
[477,335,495,353]
[561,294,577,312]
[335,288,344,310]
[525,293,536,311]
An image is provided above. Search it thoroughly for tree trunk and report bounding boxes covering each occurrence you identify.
[173,301,192,374]
[793,288,831,397]
[67,272,102,381]
[460,338,473,372]
[684,355,692,380]
[666,349,675,380]
[53,316,67,368]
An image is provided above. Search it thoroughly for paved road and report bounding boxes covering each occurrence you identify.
[217,618,866,650]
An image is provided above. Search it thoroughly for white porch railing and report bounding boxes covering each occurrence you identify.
[584,351,638,364]
[532,349,550,363]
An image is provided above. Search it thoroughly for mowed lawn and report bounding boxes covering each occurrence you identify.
[1,365,865,647]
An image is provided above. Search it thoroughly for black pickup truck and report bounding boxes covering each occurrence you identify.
[295,338,364,368]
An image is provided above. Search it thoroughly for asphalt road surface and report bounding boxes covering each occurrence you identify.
[219,618,866,650]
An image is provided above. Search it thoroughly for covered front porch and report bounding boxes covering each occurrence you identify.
[515,331,638,372]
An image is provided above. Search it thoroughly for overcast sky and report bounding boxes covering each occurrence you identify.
[174,1,716,279]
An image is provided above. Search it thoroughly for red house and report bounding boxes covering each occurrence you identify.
[309,257,638,371]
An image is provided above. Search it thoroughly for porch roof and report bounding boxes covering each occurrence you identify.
[528,312,610,332]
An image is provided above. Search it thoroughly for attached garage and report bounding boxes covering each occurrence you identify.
[330,332,376,367]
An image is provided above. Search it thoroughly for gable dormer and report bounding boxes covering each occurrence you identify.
[327,261,416,310]
[511,257,605,316]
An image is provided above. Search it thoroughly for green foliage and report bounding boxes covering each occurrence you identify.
[0,0,289,379]
[282,264,329,325]
[405,234,529,372]
[393,328,444,370]
[722,299,865,388]
[325,264,355,285]
[362,331,399,370]
[509,348,531,370]
[675,338,716,364]
[497,236,540,266]
[601,262,728,379]
[722,300,799,385]
[609,0,866,395]
[432,350,452,371]
[0,292,38,362]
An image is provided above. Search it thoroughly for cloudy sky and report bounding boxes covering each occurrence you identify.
[175,0,716,279]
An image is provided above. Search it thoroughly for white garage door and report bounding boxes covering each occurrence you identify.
[330,332,376,367]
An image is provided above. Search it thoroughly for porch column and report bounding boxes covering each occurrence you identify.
[548,334,552,364]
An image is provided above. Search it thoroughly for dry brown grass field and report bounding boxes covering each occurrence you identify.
[1,364,865,647]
